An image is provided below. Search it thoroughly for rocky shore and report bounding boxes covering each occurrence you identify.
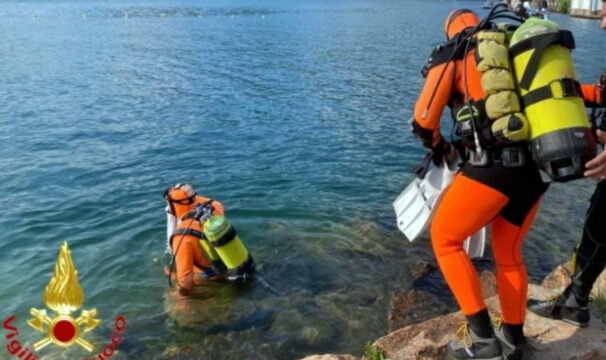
[301,264,606,360]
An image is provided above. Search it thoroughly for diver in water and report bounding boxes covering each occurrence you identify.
[530,73,606,327]
[164,183,226,295]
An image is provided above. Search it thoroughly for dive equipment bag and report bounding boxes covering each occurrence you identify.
[509,18,596,181]
[203,215,255,282]
[475,27,530,145]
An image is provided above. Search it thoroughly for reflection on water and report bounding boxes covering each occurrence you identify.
[0,0,605,358]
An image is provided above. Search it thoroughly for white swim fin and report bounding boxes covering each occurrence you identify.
[463,227,487,259]
[393,160,457,242]
[393,155,487,258]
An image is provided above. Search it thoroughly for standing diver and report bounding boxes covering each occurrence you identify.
[413,6,601,359]
[413,9,549,360]
[529,74,606,326]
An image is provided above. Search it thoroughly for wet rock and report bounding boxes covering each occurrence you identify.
[542,262,572,290]
[387,289,450,332]
[374,284,606,360]
[300,355,360,360]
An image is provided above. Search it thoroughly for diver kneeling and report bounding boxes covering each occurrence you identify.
[164,183,255,296]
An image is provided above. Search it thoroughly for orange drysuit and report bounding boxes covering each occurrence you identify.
[169,193,224,295]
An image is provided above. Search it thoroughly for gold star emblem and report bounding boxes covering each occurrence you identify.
[28,242,100,352]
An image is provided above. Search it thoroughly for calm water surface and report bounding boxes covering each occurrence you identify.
[1,0,605,359]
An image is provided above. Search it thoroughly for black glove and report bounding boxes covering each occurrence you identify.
[430,137,452,166]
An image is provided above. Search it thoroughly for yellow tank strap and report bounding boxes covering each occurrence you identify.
[521,78,582,108]
[509,30,575,90]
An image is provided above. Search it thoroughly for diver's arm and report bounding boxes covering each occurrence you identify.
[413,62,455,148]
[211,200,225,216]
[176,241,195,295]
[581,84,604,108]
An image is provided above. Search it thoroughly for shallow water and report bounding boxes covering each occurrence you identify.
[0,0,605,359]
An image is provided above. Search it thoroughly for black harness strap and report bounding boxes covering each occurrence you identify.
[521,78,582,108]
[170,228,205,247]
[509,30,575,90]
[210,226,237,247]
[421,34,476,77]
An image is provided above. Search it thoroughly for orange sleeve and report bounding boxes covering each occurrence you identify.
[582,84,603,106]
[413,62,455,147]
[212,200,224,216]
[175,239,195,294]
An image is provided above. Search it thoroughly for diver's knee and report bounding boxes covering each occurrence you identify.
[431,225,463,257]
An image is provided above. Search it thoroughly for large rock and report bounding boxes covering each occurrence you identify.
[300,355,360,360]
[479,270,497,298]
[542,263,572,290]
[542,262,606,299]
[375,284,606,360]
[388,271,497,332]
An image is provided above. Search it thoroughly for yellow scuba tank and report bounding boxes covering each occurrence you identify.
[198,237,227,274]
[509,18,596,181]
[203,215,255,282]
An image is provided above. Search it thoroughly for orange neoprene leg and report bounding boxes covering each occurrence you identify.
[491,199,541,324]
[431,174,509,316]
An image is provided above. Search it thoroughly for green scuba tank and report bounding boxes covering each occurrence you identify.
[203,216,255,282]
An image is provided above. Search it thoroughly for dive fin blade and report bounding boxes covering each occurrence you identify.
[463,227,487,259]
[393,163,455,242]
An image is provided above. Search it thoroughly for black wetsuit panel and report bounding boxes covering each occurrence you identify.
[462,161,549,226]
[573,181,606,295]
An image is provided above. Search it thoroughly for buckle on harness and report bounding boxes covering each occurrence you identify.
[549,78,580,100]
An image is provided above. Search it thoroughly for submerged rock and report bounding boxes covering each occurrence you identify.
[270,307,341,349]
[388,271,496,332]
[408,259,437,280]
[387,289,450,332]
[375,284,606,360]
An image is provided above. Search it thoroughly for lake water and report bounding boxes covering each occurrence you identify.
[1,0,605,359]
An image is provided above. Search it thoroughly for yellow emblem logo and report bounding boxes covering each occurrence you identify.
[27,241,100,352]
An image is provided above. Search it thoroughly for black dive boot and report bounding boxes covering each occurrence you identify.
[446,310,502,360]
[494,323,526,360]
[527,284,590,327]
